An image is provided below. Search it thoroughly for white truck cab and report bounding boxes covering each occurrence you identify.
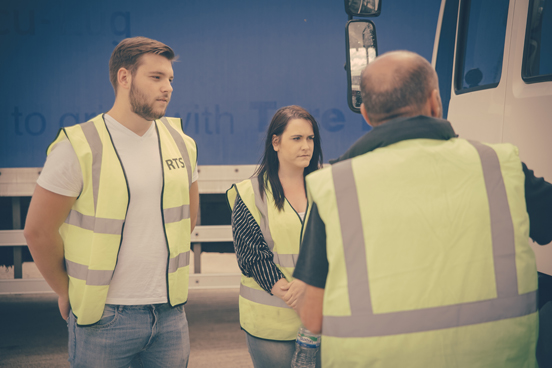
[433,0,552,275]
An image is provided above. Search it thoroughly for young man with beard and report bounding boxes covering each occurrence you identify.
[24,37,198,367]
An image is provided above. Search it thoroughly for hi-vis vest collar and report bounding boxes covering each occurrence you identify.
[331,115,458,164]
[323,140,537,338]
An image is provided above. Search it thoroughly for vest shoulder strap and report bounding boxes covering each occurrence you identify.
[47,114,105,155]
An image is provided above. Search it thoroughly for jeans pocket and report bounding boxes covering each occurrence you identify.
[90,304,119,329]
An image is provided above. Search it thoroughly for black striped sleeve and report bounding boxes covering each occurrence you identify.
[231,194,286,294]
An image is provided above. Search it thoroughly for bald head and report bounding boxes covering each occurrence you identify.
[360,51,441,126]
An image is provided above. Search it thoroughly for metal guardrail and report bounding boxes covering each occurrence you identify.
[1,226,232,246]
[0,226,238,295]
[0,165,256,294]
[0,274,243,295]
[1,165,258,196]
[0,230,26,246]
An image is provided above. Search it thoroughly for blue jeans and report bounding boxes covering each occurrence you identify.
[68,303,190,368]
[245,333,322,368]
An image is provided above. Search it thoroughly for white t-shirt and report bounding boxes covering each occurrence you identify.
[37,114,198,305]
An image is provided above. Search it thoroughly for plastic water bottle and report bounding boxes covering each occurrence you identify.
[291,326,320,368]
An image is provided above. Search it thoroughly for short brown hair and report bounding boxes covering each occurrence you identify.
[109,36,177,92]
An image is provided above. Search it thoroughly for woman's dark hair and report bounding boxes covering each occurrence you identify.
[254,105,323,211]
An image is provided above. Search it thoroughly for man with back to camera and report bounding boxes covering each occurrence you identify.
[292,50,552,367]
[24,36,199,367]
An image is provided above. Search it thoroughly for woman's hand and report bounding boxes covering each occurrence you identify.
[271,278,290,299]
[281,279,307,310]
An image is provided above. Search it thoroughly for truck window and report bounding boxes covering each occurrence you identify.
[455,0,510,93]
[523,0,552,82]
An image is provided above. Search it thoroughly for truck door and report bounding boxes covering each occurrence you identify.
[503,0,552,275]
[435,0,552,275]
[444,0,512,144]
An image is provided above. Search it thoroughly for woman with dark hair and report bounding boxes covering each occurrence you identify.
[227,105,323,368]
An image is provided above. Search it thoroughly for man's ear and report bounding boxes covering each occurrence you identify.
[117,68,131,90]
[272,134,280,152]
[360,103,374,127]
[429,89,442,119]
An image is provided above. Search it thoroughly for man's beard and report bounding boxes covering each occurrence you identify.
[129,83,168,121]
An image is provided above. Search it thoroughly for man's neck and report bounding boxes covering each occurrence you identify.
[106,104,153,137]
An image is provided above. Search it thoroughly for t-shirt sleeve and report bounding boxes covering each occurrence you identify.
[36,137,82,197]
[293,202,328,289]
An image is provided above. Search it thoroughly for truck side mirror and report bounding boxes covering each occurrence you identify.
[344,0,381,17]
[346,20,378,113]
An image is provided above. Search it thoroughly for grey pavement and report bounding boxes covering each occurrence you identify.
[2,270,550,367]
[0,288,253,368]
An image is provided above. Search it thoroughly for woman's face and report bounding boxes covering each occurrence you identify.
[272,118,315,171]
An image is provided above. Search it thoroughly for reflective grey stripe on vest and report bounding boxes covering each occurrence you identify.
[66,259,113,286]
[251,177,275,251]
[240,284,291,309]
[323,141,537,338]
[160,117,193,187]
[80,120,103,212]
[164,205,191,224]
[66,251,189,285]
[250,177,298,268]
[168,251,190,273]
[273,253,298,268]
[65,210,124,235]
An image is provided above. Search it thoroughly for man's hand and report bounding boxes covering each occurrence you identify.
[58,295,70,321]
[281,279,307,310]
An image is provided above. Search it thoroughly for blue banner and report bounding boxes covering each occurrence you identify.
[0,0,440,167]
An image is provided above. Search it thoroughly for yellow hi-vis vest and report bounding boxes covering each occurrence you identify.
[227,176,303,340]
[48,114,197,326]
[305,138,538,368]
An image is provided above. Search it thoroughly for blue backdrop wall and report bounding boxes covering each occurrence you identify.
[0,0,441,167]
